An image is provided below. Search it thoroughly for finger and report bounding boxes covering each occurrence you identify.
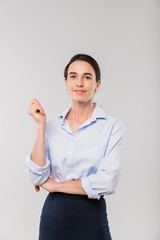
[33,104,45,115]
[32,102,45,113]
[32,100,42,110]
[38,105,45,113]
[30,99,38,106]
[32,98,40,105]
[29,100,39,111]
[32,101,41,107]
[37,105,46,115]
[34,185,40,191]
[29,100,46,116]
[38,105,46,115]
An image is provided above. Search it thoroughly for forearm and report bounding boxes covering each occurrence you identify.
[30,124,46,167]
[53,179,87,195]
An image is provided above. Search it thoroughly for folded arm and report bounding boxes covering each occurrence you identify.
[37,177,87,196]
[36,121,126,200]
[81,121,126,199]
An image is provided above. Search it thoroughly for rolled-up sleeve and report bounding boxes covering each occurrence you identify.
[81,121,126,200]
[25,134,51,186]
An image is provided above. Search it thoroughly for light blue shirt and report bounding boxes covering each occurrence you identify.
[25,102,126,200]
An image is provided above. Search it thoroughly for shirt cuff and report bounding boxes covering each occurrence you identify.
[25,153,50,175]
[81,177,101,200]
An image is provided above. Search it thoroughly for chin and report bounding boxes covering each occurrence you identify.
[71,97,93,104]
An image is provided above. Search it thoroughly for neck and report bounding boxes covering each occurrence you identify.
[67,100,95,123]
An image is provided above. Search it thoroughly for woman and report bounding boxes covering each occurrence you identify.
[25,53,125,240]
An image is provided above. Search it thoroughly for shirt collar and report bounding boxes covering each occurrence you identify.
[58,102,107,126]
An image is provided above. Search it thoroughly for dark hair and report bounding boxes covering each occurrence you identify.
[64,54,101,82]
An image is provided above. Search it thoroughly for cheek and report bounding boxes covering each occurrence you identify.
[66,80,74,89]
[69,82,75,90]
[87,82,96,91]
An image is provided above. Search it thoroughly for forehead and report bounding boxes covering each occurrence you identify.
[68,61,95,75]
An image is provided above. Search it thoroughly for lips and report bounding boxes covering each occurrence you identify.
[74,90,86,92]
[73,90,86,95]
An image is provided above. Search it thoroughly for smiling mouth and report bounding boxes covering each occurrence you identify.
[74,90,86,92]
[73,90,86,94]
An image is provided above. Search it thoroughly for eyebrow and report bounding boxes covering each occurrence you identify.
[69,72,93,76]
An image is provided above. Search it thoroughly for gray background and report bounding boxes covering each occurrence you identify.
[0,0,159,239]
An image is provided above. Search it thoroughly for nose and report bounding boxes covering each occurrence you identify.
[76,77,84,87]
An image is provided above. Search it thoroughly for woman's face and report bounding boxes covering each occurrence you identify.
[65,60,101,103]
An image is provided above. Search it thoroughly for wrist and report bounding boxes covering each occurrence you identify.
[52,181,59,192]
[37,123,46,130]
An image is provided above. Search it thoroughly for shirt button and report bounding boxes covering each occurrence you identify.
[72,138,76,142]
[68,154,72,158]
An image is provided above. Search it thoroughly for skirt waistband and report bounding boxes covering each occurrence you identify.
[50,192,104,200]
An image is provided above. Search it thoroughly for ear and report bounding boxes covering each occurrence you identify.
[64,78,67,87]
[95,80,101,91]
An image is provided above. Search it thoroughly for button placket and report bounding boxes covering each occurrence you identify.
[66,135,77,175]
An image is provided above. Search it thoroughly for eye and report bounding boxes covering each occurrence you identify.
[85,76,91,80]
[70,75,76,78]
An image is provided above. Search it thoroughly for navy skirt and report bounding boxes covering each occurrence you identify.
[38,192,112,240]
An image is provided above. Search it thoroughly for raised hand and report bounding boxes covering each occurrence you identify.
[27,98,46,126]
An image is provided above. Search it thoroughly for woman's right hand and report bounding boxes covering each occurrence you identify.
[27,98,46,126]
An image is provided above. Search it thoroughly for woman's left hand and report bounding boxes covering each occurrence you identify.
[34,177,56,193]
